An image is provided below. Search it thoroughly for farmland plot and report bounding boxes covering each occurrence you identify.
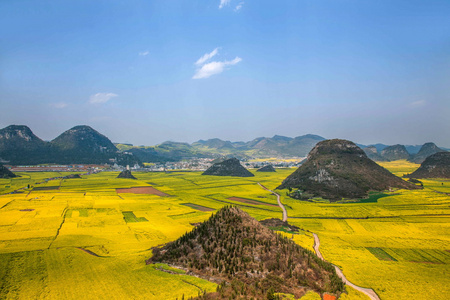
[0,163,449,299]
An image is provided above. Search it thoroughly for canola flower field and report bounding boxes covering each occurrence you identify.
[0,161,449,299]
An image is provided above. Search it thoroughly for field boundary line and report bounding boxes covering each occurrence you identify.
[48,206,68,249]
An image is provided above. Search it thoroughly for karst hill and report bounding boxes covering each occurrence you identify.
[278,139,420,200]
[0,164,17,179]
[202,158,254,177]
[0,125,141,166]
[380,144,410,161]
[148,206,343,299]
[116,170,137,179]
[257,165,276,172]
[408,143,446,164]
[406,152,450,179]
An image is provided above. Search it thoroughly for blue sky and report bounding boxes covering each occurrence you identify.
[1,0,449,146]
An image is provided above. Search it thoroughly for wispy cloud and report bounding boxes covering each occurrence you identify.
[410,100,426,108]
[195,48,220,65]
[50,102,68,109]
[193,57,242,79]
[139,51,149,56]
[89,93,118,104]
[235,2,244,11]
[219,0,231,9]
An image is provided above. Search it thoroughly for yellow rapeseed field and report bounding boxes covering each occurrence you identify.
[0,162,449,299]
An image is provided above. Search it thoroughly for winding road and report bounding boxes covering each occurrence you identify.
[313,233,380,300]
[257,183,287,222]
[257,183,380,300]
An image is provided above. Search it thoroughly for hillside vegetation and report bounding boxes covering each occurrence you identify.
[149,206,343,299]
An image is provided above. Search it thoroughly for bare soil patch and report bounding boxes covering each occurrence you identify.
[181,203,215,212]
[32,186,59,191]
[116,186,170,196]
[228,197,278,207]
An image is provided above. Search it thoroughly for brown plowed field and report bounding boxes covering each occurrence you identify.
[116,186,170,196]
[228,197,278,207]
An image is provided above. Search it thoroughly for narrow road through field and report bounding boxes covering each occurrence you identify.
[257,183,380,299]
[313,233,381,300]
[257,183,287,222]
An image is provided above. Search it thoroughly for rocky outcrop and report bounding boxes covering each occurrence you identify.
[363,146,388,162]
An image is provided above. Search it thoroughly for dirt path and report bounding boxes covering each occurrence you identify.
[313,233,381,300]
[257,183,287,222]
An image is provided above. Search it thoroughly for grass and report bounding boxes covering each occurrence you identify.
[122,211,149,223]
[366,247,398,261]
[0,162,449,299]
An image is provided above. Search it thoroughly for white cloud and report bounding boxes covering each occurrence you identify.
[139,51,149,56]
[195,48,220,65]
[89,93,118,104]
[193,57,242,79]
[50,102,68,109]
[410,100,426,108]
[219,0,231,9]
[235,2,244,11]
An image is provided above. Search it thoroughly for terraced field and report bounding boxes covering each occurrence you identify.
[0,163,449,299]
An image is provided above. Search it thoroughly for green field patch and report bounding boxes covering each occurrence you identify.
[122,211,148,223]
[151,263,186,274]
[337,219,354,234]
[366,247,398,261]
[384,248,450,264]
[181,203,215,211]
[336,192,391,204]
[79,208,89,217]
[271,227,298,234]
[359,192,389,203]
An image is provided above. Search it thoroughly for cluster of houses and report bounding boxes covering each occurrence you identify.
[8,164,107,172]
[108,158,305,172]
[6,158,305,174]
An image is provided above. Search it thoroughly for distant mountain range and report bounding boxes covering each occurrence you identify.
[117,134,326,163]
[363,142,447,164]
[0,124,447,165]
